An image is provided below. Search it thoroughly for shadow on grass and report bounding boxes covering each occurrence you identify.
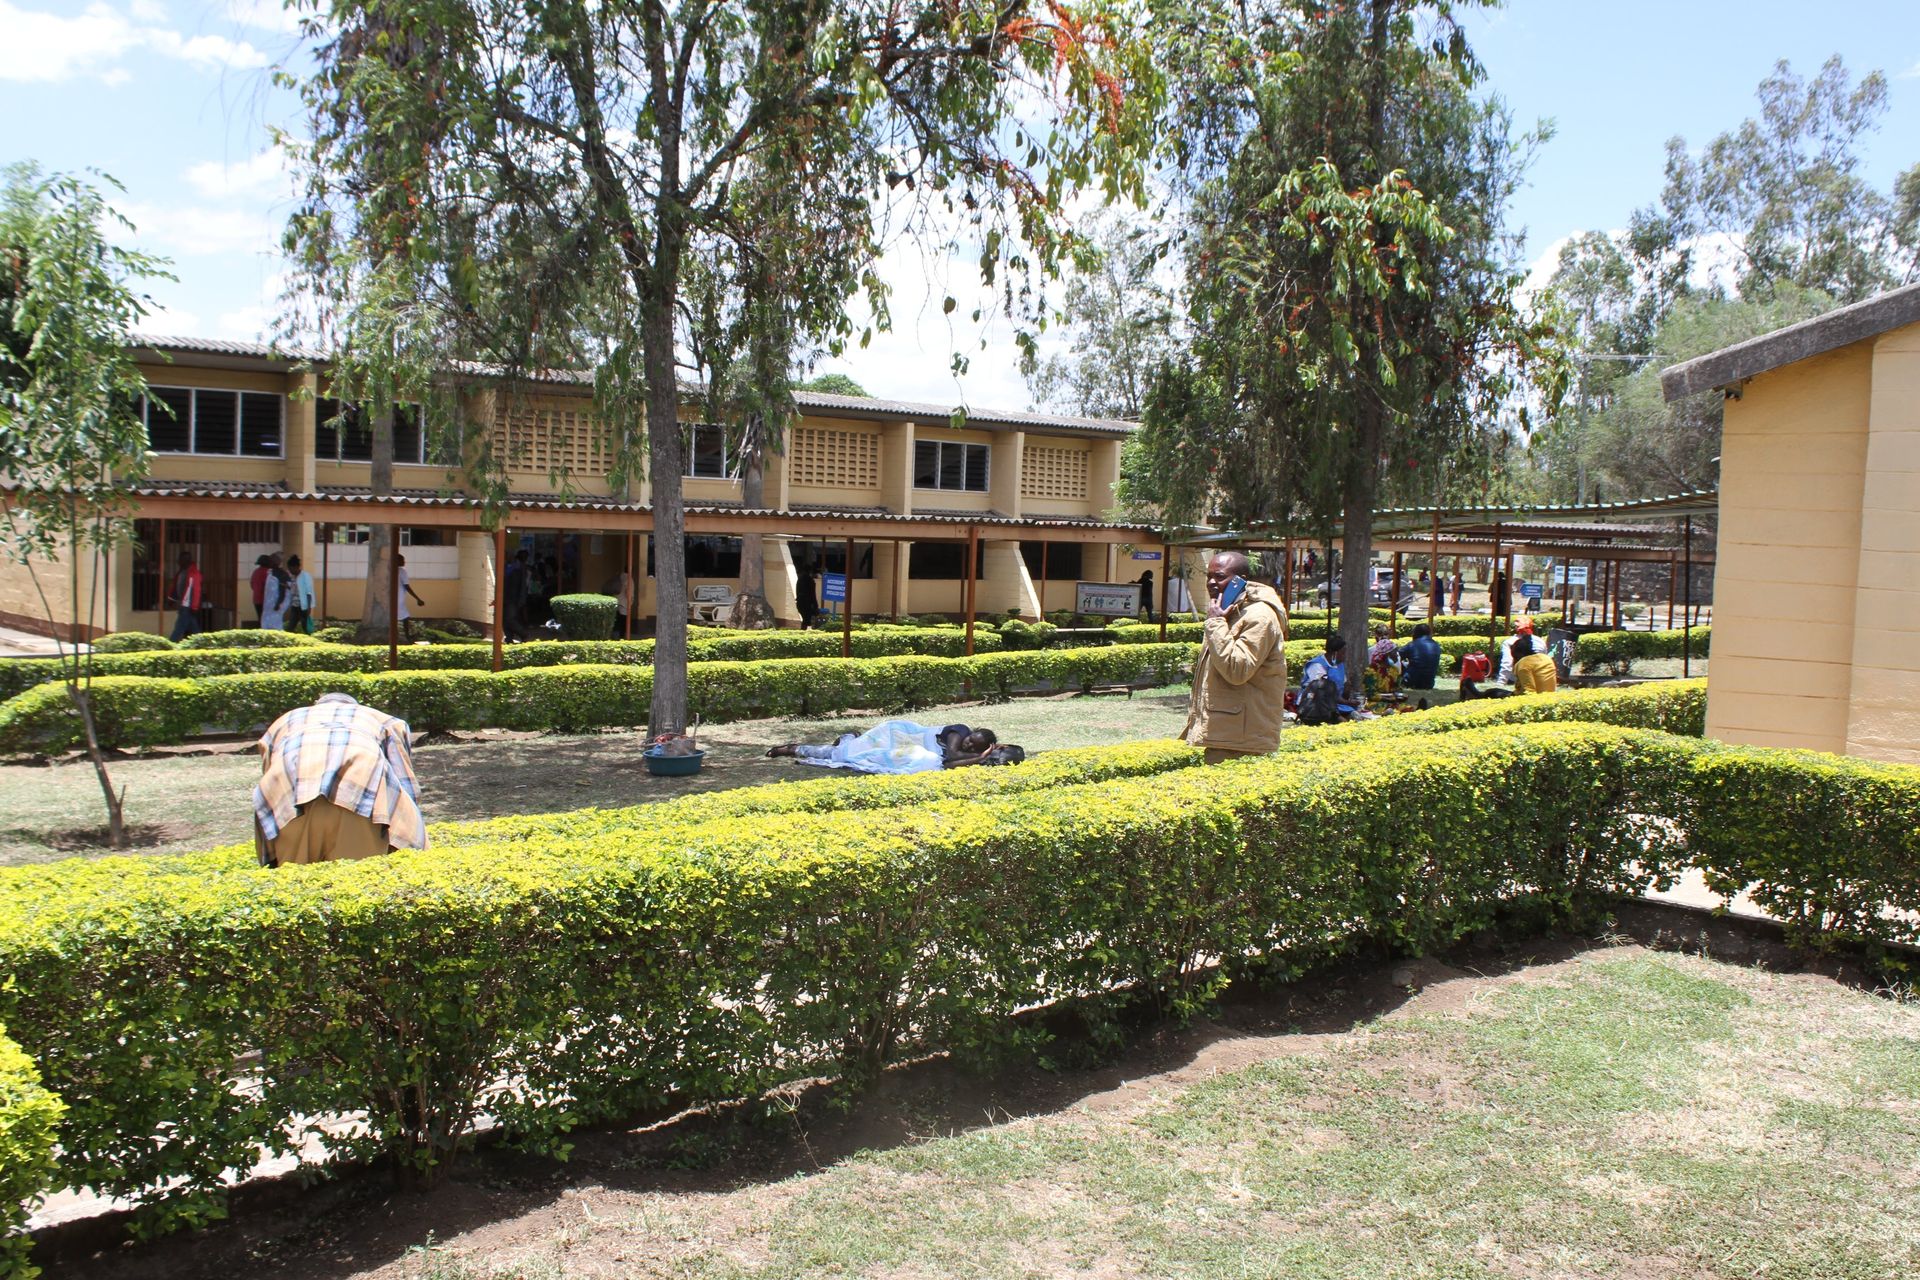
[35,898,1858,1280]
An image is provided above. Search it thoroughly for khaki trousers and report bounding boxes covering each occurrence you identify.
[260,798,392,866]
[1202,747,1263,765]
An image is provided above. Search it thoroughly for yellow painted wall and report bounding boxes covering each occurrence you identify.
[1843,324,1920,761]
[1706,342,1872,753]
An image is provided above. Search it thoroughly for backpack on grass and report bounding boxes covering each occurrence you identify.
[1296,675,1341,726]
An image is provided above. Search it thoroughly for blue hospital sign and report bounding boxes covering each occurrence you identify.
[822,572,848,603]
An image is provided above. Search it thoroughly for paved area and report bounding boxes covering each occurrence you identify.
[0,624,86,658]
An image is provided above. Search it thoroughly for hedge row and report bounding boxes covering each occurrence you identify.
[4,716,1915,1236]
[0,644,1193,754]
[0,626,1015,701]
[1110,612,1564,644]
[0,1025,61,1276]
[2,681,1710,891]
[1577,626,1711,673]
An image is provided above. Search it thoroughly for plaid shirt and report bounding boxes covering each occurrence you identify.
[253,694,427,850]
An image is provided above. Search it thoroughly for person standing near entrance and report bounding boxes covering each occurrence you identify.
[1182,550,1289,763]
[259,557,292,632]
[795,558,819,629]
[1137,568,1156,623]
[285,554,316,633]
[250,554,273,625]
[168,550,203,642]
[396,554,427,640]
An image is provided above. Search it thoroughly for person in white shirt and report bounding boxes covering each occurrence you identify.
[396,554,427,639]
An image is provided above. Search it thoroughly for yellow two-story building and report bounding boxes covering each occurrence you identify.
[0,336,1166,640]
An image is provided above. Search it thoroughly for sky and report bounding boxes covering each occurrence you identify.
[2,0,1916,415]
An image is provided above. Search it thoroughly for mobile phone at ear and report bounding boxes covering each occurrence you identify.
[1219,576,1248,609]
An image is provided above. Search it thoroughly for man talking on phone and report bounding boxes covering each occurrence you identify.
[1182,550,1290,763]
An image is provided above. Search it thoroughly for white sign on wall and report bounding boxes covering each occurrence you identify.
[1076,581,1142,616]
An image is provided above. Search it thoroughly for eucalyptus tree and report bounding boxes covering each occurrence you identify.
[287,0,1158,733]
[1135,0,1565,689]
[0,166,170,846]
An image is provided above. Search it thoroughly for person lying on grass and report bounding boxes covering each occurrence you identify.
[765,720,1023,773]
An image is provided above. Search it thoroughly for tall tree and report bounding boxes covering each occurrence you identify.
[1027,212,1179,419]
[1645,57,1918,304]
[0,166,170,847]
[289,0,1158,733]
[1135,0,1564,690]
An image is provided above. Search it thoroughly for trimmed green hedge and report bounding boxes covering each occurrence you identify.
[1109,613,1565,644]
[0,644,1194,754]
[550,593,616,641]
[0,1024,61,1276]
[177,628,321,651]
[1577,626,1711,673]
[0,627,1013,702]
[5,716,1915,1235]
[90,632,175,654]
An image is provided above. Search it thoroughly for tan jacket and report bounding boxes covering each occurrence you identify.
[1183,581,1289,753]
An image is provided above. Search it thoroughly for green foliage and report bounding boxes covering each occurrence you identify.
[547,593,616,642]
[175,628,322,651]
[798,373,868,397]
[996,618,1059,650]
[89,632,175,654]
[0,1022,61,1277]
[1027,212,1178,420]
[5,708,1909,1234]
[0,626,1019,702]
[1576,627,1711,674]
[0,645,1194,754]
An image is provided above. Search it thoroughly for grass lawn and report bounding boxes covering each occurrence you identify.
[395,945,1915,1280]
[0,688,1198,865]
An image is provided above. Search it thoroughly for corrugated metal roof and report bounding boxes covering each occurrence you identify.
[132,338,1137,435]
[134,334,327,361]
[126,483,1154,531]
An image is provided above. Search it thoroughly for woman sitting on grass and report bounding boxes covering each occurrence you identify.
[766,721,1022,773]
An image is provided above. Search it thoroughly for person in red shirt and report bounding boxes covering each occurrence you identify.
[169,551,204,642]
[249,554,273,625]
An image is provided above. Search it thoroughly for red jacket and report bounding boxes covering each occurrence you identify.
[173,565,203,611]
[250,564,269,607]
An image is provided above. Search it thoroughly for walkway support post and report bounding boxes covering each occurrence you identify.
[1667,551,1676,630]
[1390,552,1403,638]
[1429,505,1442,618]
[1040,540,1048,623]
[1488,524,1502,652]
[1282,536,1293,613]
[1158,545,1171,642]
[963,525,978,656]
[492,523,506,673]
[154,517,167,635]
[320,525,330,625]
[624,531,635,640]
[841,535,854,659]
[387,534,400,671]
[1683,516,1694,676]
[890,538,901,621]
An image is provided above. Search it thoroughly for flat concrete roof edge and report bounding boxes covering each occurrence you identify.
[1659,282,1920,401]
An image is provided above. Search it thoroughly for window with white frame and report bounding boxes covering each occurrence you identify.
[913,439,989,492]
[142,387,283,457]
[682,422,734,479]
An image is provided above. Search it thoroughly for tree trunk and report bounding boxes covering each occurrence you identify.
[1339,398,1382,704]
[645,305,690,736]
[726,415,776,629]
[357,405,396,643]
[67,684,126,848]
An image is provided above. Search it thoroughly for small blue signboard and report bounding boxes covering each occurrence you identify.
[822,571,848,603]
[1520,583,1544,600]
[1131,550,1163,561]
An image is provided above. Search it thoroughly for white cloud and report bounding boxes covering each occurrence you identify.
[0,3,141,82]
[142,26,267,70]
[184,146,294,201]
[0,1,268,84]
[120,199,280,256]
[136,298,202,337]
[224,0,301,32]
[1898,60,1920,81]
